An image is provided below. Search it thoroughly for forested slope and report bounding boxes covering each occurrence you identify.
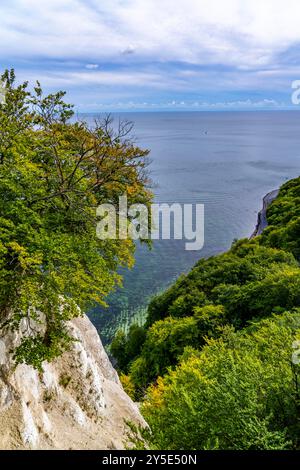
[112,177,300,450]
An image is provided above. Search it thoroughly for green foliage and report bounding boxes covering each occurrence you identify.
[261,177,300,259]
[0,69,151,368]
[125,323,147,360]
[117,174,300,450]
[132,316,199,388]
[129,356,150,391]
[120,373,136,401]
[193,304,227,337]
[146,241,297,327]
[128,306,227,391]
[125,240,300,391]
[111,323,146,373]
[110,330,128,371]
[110,323,146,373]
[141,312,300,450]
[13,329,74,371]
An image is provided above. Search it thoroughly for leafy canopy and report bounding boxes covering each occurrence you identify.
[0,69,152,369]
[123,240,300,390]
[140,312,300,450]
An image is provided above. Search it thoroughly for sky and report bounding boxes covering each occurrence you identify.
[1,0,300,112]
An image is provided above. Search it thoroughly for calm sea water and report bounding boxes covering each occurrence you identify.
[86,111,300,343]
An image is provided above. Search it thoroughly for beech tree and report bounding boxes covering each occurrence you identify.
[140,312,300,450]
[0,70,152,369]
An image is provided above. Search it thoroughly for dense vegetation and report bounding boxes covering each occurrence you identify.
[1,69,299,448]
[0,70,151,369]
[261,177,300,258]
[113,176,300,449]
[138,312,300,450]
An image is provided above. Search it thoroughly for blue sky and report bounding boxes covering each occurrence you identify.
[1,0,300,112]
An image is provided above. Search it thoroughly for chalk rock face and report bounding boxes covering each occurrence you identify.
[0,315,144,449]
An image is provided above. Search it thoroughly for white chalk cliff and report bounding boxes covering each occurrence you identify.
[0,315,145,449]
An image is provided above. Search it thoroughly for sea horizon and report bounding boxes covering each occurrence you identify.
[88,110,300,343]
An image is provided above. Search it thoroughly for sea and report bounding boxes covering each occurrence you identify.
[84,111,300,344]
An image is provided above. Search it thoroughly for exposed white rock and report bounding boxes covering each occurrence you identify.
[0,315,145,449]
[42,411,52,434]
[21,401,39,448]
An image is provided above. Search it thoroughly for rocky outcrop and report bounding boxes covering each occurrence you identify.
[0,315,145,449]
[250,189,279,238]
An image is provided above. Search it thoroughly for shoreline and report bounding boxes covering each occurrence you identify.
[250,189,279,239]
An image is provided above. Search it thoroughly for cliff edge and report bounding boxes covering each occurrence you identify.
[250,189,279,238]
[0,314,145,449]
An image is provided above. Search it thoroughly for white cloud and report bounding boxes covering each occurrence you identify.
[22,69,168,89]
[85,64,99,69]
[1,0,300,68]
[71,97,283,112]
[1,0,299,108]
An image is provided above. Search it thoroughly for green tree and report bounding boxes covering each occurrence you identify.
[0,70,152,369]
[110,330,128,371]
[124,175,300,450]
[261,176,300,259]
[130,316,199,390]
[111,324,146,373]
[140,312,300,450]
[125,324,146,362]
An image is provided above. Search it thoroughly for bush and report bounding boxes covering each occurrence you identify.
[141,312,300,450]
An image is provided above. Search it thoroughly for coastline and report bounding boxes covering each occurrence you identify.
[250,189,279,239]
